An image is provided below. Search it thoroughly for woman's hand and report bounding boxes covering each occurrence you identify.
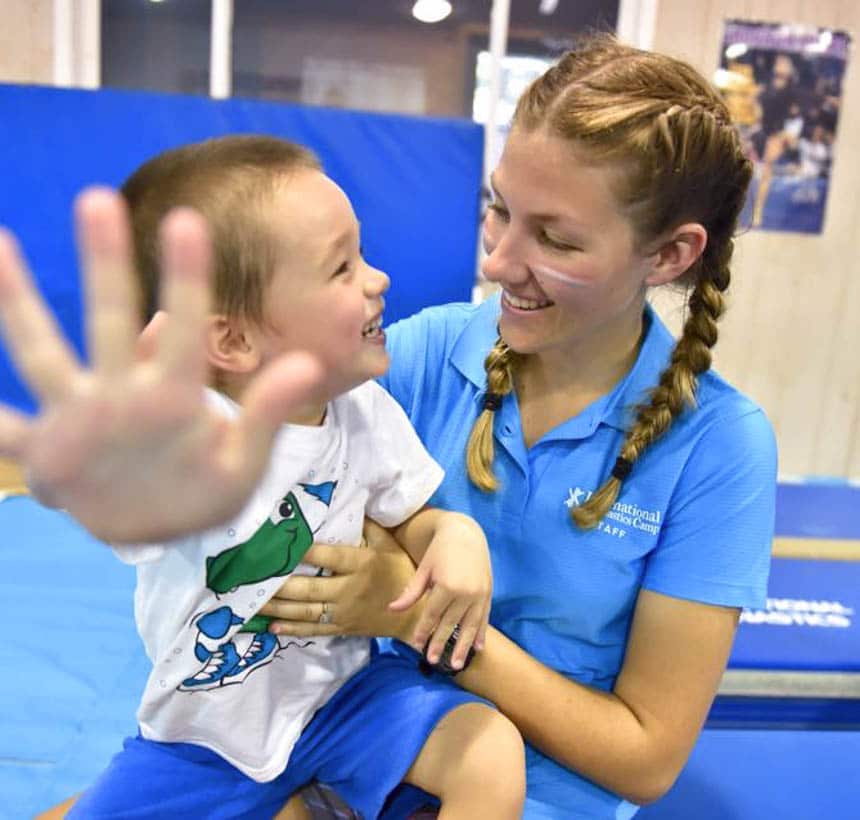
[0,189,325,543]
[260,519,424,643]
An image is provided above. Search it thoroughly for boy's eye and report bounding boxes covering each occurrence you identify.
[332,260,350,278]
[484,202,509,222]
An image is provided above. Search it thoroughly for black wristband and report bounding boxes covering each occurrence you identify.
[418,625,476,677]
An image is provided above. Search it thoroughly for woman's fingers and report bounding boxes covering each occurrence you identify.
[155,208,212,386]
[75,189,139,379]
[0,229,79,403]
[277,542,364,578]
[259,600,329,623]
[272,570,348,604]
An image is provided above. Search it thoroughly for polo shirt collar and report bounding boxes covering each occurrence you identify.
[449,294,675,435]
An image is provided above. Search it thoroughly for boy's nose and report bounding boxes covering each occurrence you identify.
[364,265,390,296]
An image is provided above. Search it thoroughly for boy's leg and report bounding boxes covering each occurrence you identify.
[403,702,525,820]
[273,793,313,820]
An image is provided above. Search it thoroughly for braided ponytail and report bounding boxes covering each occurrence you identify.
[466,337,516,491]
[572,240,734,528]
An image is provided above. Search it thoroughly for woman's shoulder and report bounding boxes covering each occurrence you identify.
[386,298,494,350]
[695,368,772,432]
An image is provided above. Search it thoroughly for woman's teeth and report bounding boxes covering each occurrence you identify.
[504,291,553,310]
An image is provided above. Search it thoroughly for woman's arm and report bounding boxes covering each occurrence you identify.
[262,521,739,805]
[457,589,738,805]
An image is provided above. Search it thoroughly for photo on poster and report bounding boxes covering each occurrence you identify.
[715,20,850,233]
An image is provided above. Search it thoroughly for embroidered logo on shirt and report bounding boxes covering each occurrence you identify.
[565,487,662,539]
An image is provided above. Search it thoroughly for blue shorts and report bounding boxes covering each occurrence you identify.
[68,650,484,819]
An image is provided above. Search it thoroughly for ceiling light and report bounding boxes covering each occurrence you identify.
[412,0,453,24]
[539,0,559,13]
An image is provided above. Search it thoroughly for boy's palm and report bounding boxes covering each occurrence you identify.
[0,189,325,543]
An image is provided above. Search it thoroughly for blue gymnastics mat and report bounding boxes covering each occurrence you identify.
[636,727,860,819]
[0,497,147,819]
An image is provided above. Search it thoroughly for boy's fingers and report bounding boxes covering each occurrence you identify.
[410,587,449,651]
[156,209,212,384]
[450,606,482,668]
[0,407,31,458]
[238,350,327,467]
[135,310,168,363]
[0,229,78,402]
[424,605,466,666]
[75,189,139,378]
[417,594,467,662]
[475,601,490,650]
[387,564,430,611]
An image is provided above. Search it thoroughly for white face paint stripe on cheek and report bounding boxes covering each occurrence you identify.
[531,264,590,287]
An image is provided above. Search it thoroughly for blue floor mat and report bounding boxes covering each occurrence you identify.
[0,496,148,819]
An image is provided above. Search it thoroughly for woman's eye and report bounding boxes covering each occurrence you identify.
[540,233,578,252]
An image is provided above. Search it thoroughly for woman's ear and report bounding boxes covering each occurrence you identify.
[644,223,708,286]
[206,314,261,374]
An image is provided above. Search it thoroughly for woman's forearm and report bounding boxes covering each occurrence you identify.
[455,627,675,805]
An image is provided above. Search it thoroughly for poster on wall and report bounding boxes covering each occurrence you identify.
[715,20,851,233]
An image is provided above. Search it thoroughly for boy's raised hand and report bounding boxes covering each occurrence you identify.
[0,188,325,543]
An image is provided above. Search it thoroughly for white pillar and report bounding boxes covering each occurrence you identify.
[52,0,101,89]
[210,0,233,99]
[52,0,73,86]
[616,0,657,50]
[78,0,101,89]
[482,0,510,188]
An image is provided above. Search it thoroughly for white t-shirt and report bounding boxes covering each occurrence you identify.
[114,381,443,782]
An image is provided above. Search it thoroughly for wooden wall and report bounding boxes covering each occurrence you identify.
[0,0,53,84]
[647,0,860,478]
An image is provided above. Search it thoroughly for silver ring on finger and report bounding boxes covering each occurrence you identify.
[319,601,333,625]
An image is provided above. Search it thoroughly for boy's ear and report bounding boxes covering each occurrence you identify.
[643,223,708,287]
[205,315,261,374]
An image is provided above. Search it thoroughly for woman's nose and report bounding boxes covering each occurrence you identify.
[481,231,530,285]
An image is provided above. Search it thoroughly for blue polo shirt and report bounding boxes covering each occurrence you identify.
[379,295,776,819]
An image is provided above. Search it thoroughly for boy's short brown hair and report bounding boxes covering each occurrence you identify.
[121,135,321,324]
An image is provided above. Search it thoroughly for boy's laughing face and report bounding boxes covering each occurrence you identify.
[254,169,390,400]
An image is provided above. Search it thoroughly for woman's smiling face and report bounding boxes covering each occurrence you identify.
[481,126,658,363]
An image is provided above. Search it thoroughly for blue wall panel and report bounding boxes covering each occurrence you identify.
[0,84,484,411]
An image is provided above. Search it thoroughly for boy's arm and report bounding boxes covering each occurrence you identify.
[388,507,492,670]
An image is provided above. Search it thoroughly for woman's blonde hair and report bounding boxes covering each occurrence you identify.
[121,134,320,325]
[466,35,753,528]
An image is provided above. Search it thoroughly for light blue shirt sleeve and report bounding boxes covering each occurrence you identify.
[642,407,777,610]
